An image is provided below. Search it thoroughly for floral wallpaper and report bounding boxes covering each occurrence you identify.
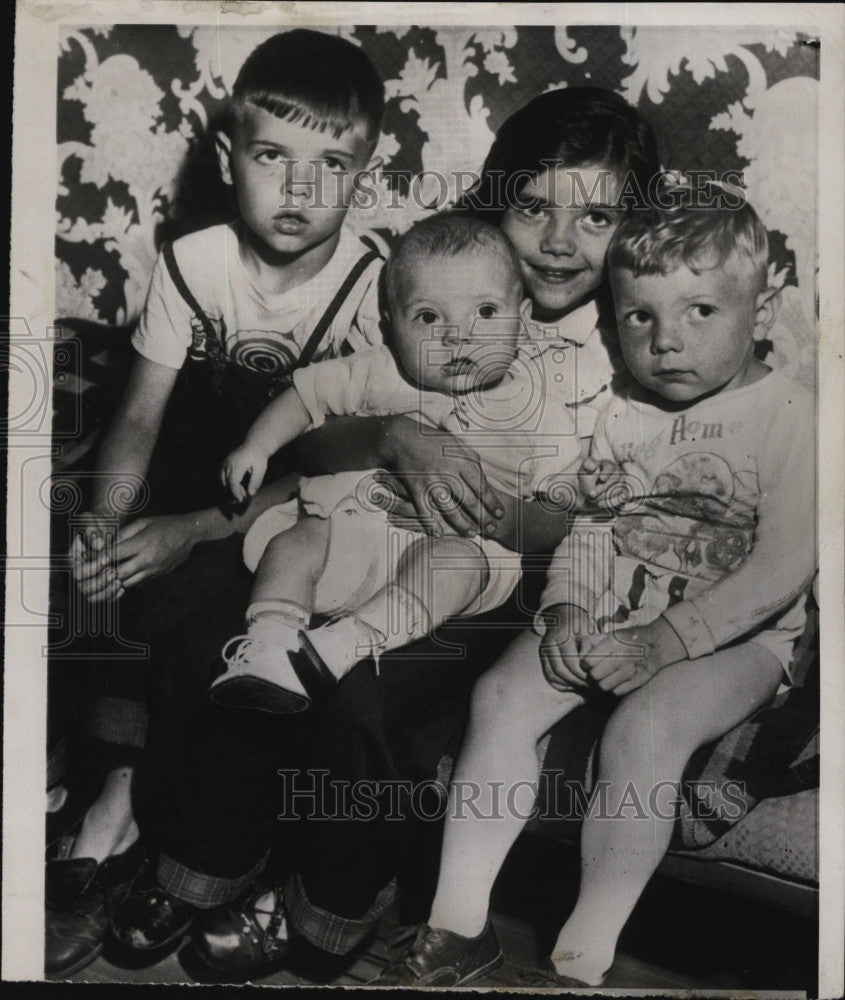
[56,25,819,386]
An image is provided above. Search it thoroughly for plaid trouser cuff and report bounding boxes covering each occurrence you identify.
[284,870,397,956]
[157,852,268,909]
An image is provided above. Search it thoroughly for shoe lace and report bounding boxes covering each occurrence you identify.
[387,921,422,960]
[221,634,258,671]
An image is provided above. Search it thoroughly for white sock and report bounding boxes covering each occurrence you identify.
[356,584,433,669]
[246,599,309,634]
[304,616,384,678]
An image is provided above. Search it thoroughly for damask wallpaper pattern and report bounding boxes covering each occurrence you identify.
[56,24,819,385]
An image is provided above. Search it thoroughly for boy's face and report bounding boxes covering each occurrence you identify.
[611,258,776,404]
[390,251,531,396]
[500,162,625,322]
[217,103,376,261]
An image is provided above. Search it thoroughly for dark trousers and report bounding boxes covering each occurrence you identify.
[48,361,298,762]
[136,566,546,925]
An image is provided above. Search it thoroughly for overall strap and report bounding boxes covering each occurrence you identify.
[293,246,381,373]
[161,241,219,345]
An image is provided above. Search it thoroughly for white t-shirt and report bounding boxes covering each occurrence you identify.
[539,371,816,664]
[132,222,384,375]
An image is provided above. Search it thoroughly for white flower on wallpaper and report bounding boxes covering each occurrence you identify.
[621,26,797,108]
[383,30,506,206]
[712,76,819,383]
[61,52,188,192]
[347,28,521,237]
[57,34,190,322]
[55,261,106,323]
[483,49,516,86]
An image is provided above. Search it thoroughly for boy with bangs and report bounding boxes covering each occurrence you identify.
[375,192,816,987]
[48,30,386,978]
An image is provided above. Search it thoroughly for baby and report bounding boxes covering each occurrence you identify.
[210,214,583,713]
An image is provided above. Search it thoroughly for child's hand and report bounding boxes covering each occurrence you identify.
[539,604,594,692]
[69,513,124,603]
[578,457,623,508]
[222,445,268,503]
[582,618,687,696]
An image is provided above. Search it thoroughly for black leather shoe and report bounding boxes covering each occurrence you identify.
[370,919,502,986]
[192,884,291,974]
[44,838,145,978]
[110,882,197,952]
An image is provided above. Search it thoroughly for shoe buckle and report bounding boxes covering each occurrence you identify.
[261,889,286,955]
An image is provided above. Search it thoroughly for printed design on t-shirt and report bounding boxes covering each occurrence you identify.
[615,451,758,582]
[188,320,337,379]
[595,562,691,632]
[229,333,302,377]
[187,311,227,365]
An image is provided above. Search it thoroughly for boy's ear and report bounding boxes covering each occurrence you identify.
[753,285,781,340]
[215,131,234,187]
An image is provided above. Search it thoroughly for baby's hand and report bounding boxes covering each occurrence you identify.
[221,445,268,503]
[538,604,594,692]
[578,457,623,508]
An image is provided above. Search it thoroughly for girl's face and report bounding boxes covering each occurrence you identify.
[501,162,624,322]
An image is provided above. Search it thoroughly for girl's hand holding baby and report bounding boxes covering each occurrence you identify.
[375,417,504,539]
[222,445,268,502]
[582,617,687,696]
[539,603,596,692]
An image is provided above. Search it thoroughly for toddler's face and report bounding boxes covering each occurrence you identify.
[501,162,625,322]
[217,103,375,259]
[611,259,770,404]
[390,251,530,395]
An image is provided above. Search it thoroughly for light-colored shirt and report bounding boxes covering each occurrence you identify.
[132,222,384,373]
[539,371,816,658]
[292,341,582,499]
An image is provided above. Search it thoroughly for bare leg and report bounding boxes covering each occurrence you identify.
[250,516,330,608]
[550,641,783,985]
[70,765,138,862]
[428,629,585,937]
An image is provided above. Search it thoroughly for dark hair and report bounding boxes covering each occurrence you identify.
[385,213,522,307]
[609,189,769,289]
[458,87,661,224]
[230,29,384,144]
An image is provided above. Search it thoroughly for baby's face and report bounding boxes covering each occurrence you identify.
[611,258,767,404]
[390,251,529,395]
